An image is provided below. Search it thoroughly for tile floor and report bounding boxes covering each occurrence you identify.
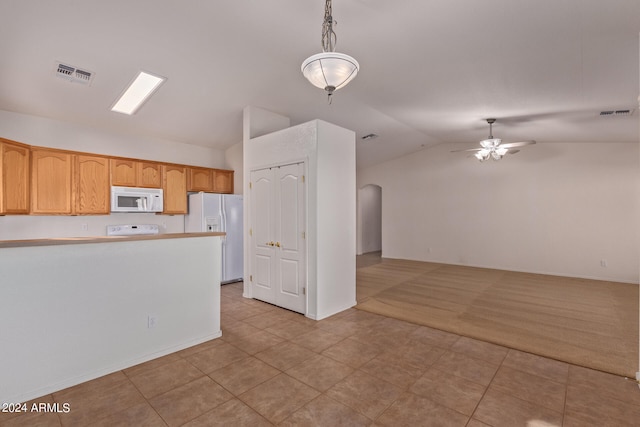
[2,281,640,426]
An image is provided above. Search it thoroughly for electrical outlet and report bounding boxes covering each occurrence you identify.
[600,259,607,267]
[148,315,158,329]
[81,223,88,231]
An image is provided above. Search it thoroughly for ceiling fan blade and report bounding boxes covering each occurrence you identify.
[505,149,520,155]
[451,148,483,153]
[499,140,536,149]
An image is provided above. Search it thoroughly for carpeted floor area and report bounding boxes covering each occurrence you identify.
[355,256,639,377]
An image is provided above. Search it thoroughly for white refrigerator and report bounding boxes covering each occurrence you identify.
[185,192,243,283]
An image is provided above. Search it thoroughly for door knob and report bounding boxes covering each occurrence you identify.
[275,242,281,248]
[267,241,275,246]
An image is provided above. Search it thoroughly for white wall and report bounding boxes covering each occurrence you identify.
[358,142,639,284]
[0,109,228,239]
[357,184,382,254]
[225,142,243,195]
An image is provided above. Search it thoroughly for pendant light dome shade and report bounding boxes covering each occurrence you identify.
[301,52,359,94]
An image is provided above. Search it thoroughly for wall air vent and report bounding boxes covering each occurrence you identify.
[361,133,379,141]
[599,109,634,117]
[55,61,94,85]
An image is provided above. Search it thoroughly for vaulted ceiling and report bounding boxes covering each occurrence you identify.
[1,0,638,168]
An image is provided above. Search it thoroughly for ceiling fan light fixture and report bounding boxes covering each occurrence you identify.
[301,0,359,102]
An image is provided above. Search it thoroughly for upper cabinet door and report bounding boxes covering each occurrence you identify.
[137,162,162,188]
[31,149,74,214]
[0,141,30,214]
[162,164,187,214]
[76,155,110,214]
[187,167,214,192]
[110,159,162,188]
[213,169,234,194]
[110,159,137,187]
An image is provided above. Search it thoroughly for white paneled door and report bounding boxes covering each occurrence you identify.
[249,162,306,314]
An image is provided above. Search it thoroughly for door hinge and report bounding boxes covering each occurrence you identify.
[249,228,252,236]
[302,231,305,239]
[302,287,306,295]
[249,182,252,189]
[250,275,253,282]
[302,175,305,183]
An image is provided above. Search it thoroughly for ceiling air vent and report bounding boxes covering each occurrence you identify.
[55,61,94,85]
[599,109,634,117]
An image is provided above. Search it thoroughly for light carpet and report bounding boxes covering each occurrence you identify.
[355,258,638,377]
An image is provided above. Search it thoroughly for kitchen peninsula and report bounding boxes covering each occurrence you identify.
[0,232,224,404]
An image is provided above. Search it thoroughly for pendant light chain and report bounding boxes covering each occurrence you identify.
[321,0,337,53]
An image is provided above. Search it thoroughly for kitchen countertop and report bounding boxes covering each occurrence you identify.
[0,232,226,249]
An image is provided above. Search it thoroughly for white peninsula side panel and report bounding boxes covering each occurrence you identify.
[0,235,222,404]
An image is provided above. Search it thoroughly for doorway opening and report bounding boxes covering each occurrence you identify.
[357,184,382,256]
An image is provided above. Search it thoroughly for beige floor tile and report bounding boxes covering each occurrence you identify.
[431,351,500,386]
[242,311,295,330]
[126,358,204,399]
[449,336,509,365]
[568,365,640,406]
[182,399,272,427]
[472,388,563,427]
[375,392,469,427]
[501,349,569,383]
[286,354,354,391]
[380,339,446,371]
[466,419,493,427]
[563,383,640,427]
[224,330,284,355]
[89,402,165,427]
[0,395,56,424]
[264,319,317,340]
[254,341,316,371]
[408,325,461,348]
[489,365,566,412]
[290,328,345,352]
[208,357,280,395]
[149,376,232,427]
[0,411,61,427]
[54,373,146,426]
[123,353,183,377]
[360,353,423,389]
[322,337,383,368]
[220,322,263,343]
[175,338,226,358]
[410,367,486,416]
[325,370,402,420]
[350,328,411,349]
[280,395,370,427]
[238,373,320,424]
[185,342,249,374]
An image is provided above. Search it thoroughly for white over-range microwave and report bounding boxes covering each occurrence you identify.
[111,186,164,213]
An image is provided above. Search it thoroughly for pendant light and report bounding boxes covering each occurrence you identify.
[301,0,359,102]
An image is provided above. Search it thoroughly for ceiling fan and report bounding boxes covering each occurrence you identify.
[453,118,536,161]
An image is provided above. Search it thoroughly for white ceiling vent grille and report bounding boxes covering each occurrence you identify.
[598,109,634,117]
[55,61,94,85]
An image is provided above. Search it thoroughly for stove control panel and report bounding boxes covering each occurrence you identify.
[106,224,160,236]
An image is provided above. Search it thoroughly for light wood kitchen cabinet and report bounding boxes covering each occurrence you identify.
[137,161,162,188]
[213,169,234,194]
[162,164,187,214]
[110,159,162,188]
[0,139,30,214]
[75,155,110,214]
[31,148,74,214]
[187,167,214,192]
